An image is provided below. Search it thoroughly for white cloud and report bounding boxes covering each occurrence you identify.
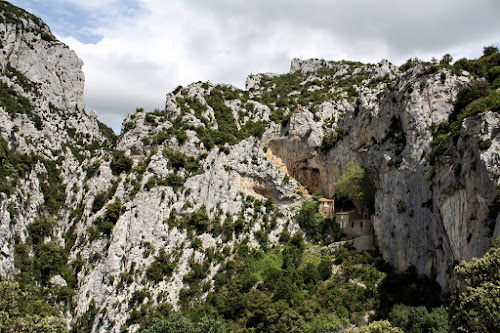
[34,0,500,131]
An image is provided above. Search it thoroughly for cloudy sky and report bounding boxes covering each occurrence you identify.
[12,0,500,132]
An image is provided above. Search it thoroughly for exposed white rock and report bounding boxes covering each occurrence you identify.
[0,8,499,332]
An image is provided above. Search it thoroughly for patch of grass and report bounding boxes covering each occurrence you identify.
[302,244,323,267]
[245,249,283,280]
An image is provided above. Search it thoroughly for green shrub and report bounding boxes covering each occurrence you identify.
[389,305,448,333]
[165,173,184,191]
[458,90,500,122]
[478,138,492,150]
[360,320,403,333]
[397,201,406,213]
[145,248,175,283]
[449,237,500,332]
[320,127,347,152]
[317,258,333,280]
[334,161,375,213]
[104,199,123,223]
[110,150,132,175]
[483,45,499,57]
[295,201,323,241]
[27,218,55,245]
[33,241,65,283]
[188,206,210,234]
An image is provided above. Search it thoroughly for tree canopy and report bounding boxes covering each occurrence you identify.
[449,237,500,332]
[334,161,375,213]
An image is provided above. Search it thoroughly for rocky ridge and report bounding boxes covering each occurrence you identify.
[0,2,499,332]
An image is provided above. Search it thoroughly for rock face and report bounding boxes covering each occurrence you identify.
[0,2,114,278]
[0,3,499,333]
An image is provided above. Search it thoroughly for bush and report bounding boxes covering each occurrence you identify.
[317,258,333,280]
[360,320,403,333]
[281,244,303,270]
[105,199,123,223]
[145,248,175,283]
[334,161,375,213]
[459,90,500,121]
[27,218,55,245]
[449,237,500,332]
[483,45,499,57]
[33,242,65,283]
[295,201,325,242]
[165,173,184,191]
[110,150,132,175]
[321,127,346,152]
[188,206,210,234]
[478,138,492,150]
[388,304,448,333]
[143,312,197,333]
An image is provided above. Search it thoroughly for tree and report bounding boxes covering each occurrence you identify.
[33,241,65,282]
[104,199,122,223]
[143,312,197,333]
[440,54,453,66]
[0,281,68,333]
[360,320,403,333]
[295,201,324,241]
[388,304,448,333]
[276,308,306,333]
[197,316,227,333]
[110,150,132,175]
[189,205,210,234]
[334,161,375,213]
[306,313,346,333]
[449,237,500,332]
[483,45,499,57]
[0,281,19,314]
[300,263,320,286]
[317,258,333,281]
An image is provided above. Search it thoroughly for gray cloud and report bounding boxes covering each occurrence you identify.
[22,0,500,131]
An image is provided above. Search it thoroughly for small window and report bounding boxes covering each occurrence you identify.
[351,221,354,228]
[360,221,363,228]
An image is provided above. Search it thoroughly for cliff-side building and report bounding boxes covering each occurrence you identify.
[319,198,335,219]
[336,210,373,238]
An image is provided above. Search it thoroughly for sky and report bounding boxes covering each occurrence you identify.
[11,0,500,133]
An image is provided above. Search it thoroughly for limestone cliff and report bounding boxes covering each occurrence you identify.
[0,2,499,333]
[0,1,115,278]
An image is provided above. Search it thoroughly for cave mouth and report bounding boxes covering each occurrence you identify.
[264,143,325,196]
[295,167,322,194]
[252,178,294,204]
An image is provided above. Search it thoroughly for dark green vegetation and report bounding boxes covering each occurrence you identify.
[334,161,375,213]
[136,239,500,333]
[427,47,500,172]
[1,11,499,331]
[0,136,67,214]
[295,201,341,242]
[110,150,133,175]
[0,280,68,332]
[321,127,346,152]
[1,216,77,332]
[449,237,500,332]
[134,234,454,333]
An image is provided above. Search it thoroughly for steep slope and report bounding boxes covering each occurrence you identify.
[0,2,116,329]
[0,2,499,332]
[73,58,499,331]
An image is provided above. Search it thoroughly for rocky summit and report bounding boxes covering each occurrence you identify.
[0,2,499,332]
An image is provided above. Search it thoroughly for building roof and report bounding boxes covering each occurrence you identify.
[319,198,334,202]
[335,210,357,215]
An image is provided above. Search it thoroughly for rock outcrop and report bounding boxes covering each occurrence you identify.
[0,2,499,332]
